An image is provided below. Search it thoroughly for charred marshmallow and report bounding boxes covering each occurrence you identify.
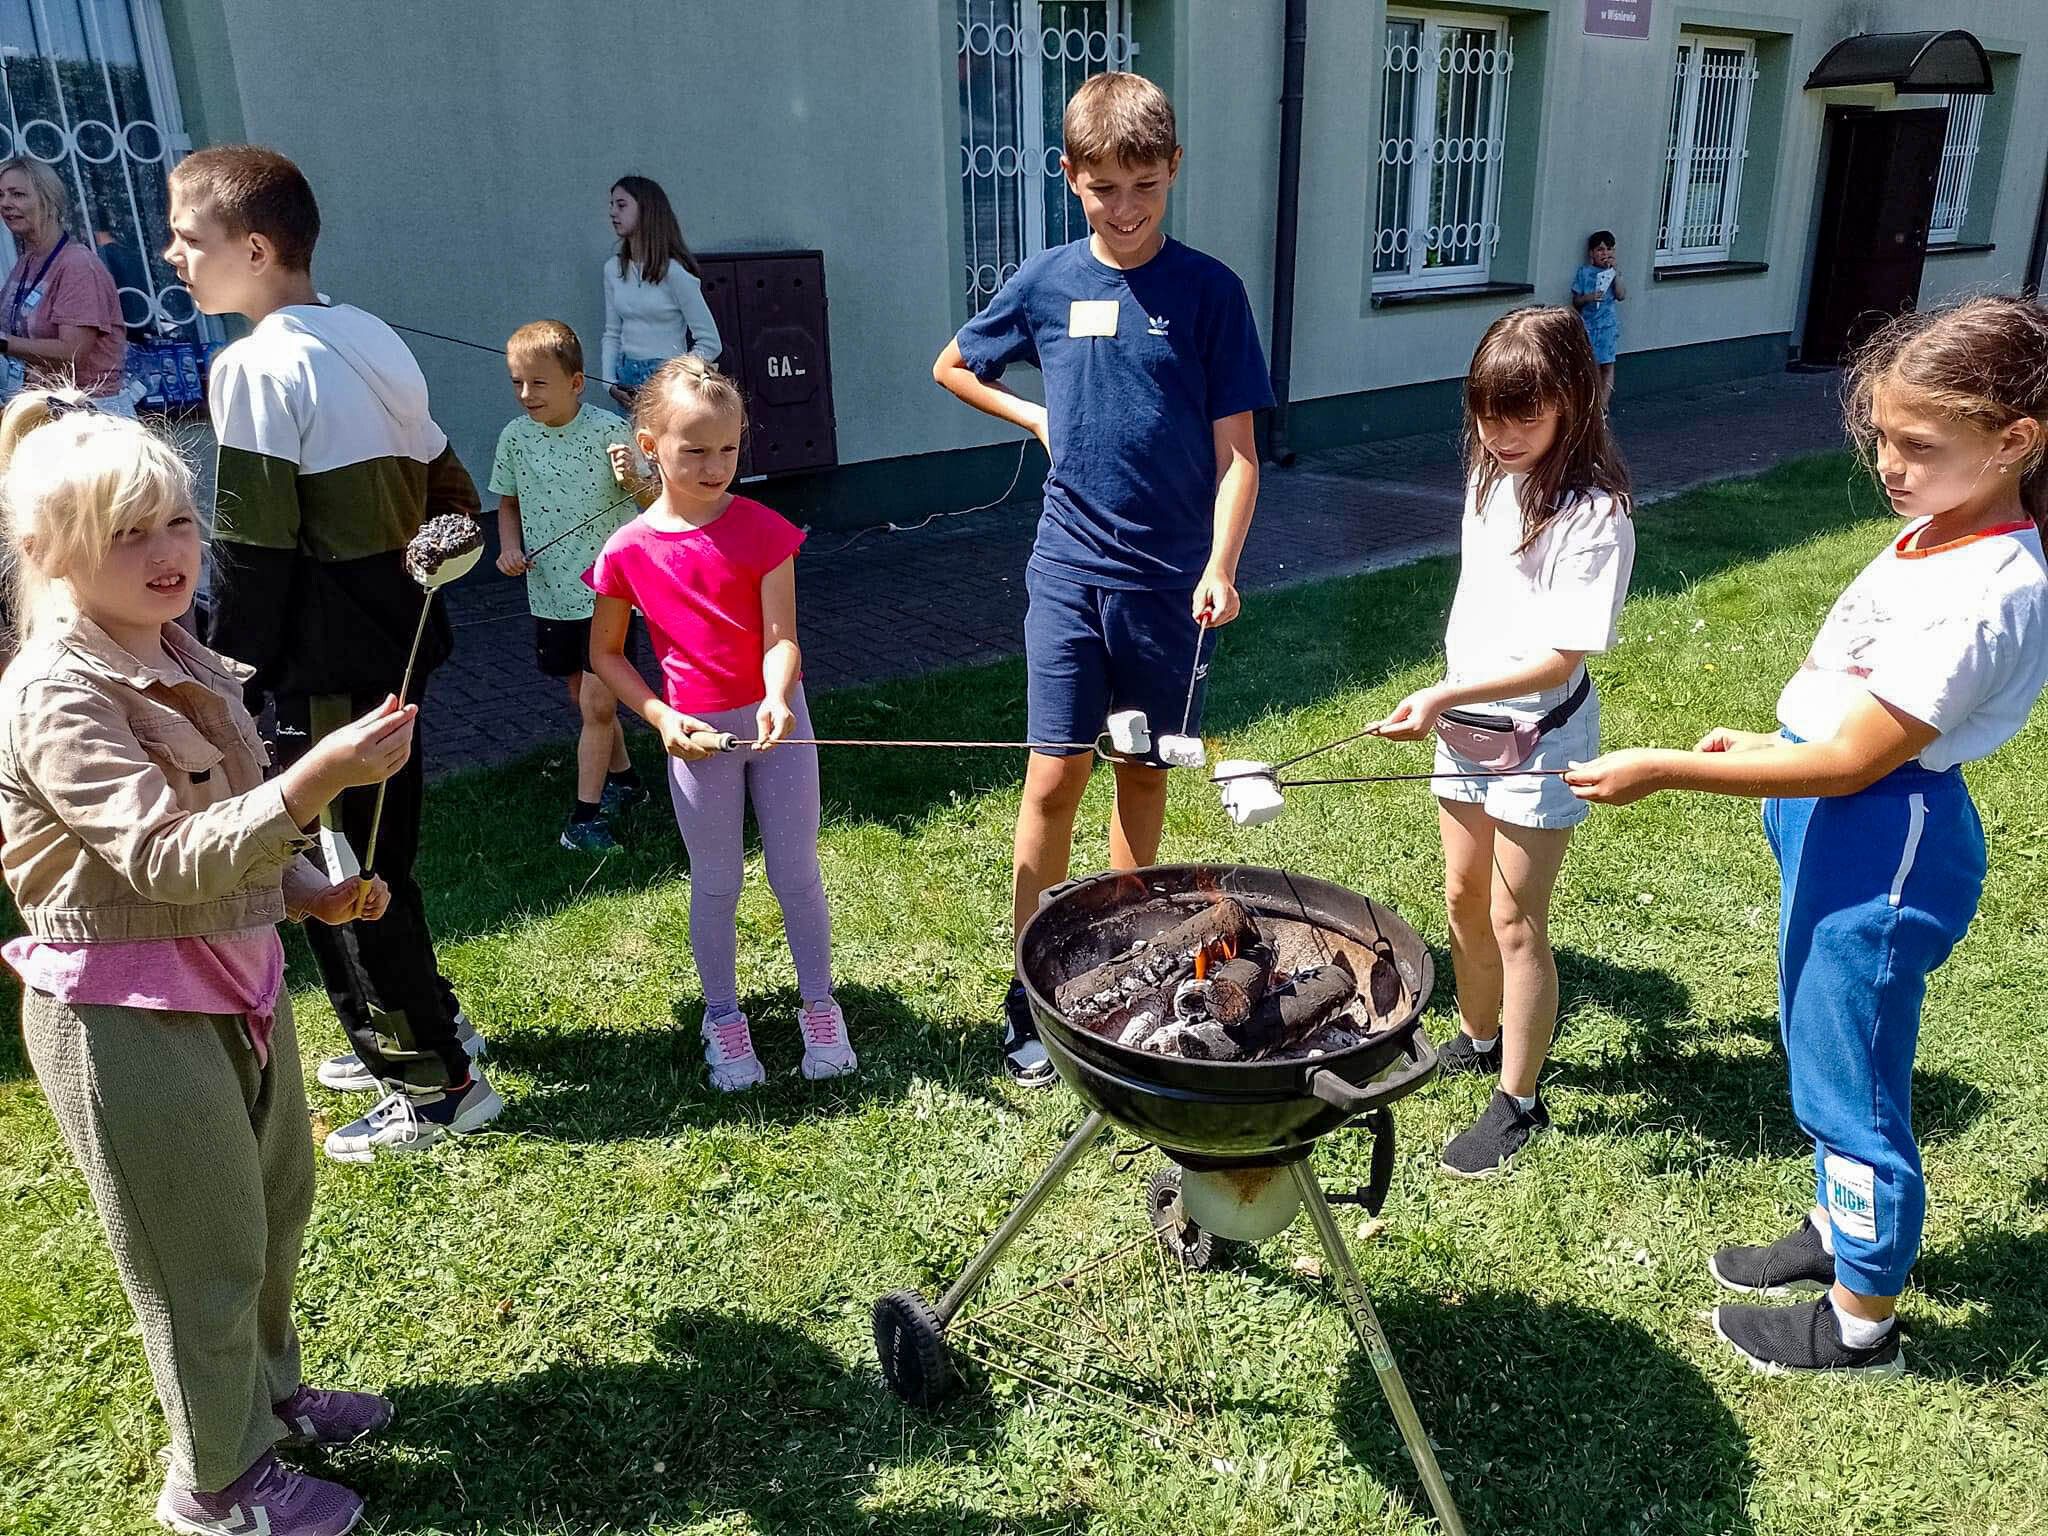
[1215,760,1283,827]
[1156,733,1206,769]
[1106,709,1151,756]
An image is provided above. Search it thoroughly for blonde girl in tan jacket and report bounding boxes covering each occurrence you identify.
[0,392,416,1536]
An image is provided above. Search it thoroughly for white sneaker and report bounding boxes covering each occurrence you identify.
[798,1000,858,1080]
[322,1071,503,1163]
[703,1011,767,1092]
[317,1011,487,1093]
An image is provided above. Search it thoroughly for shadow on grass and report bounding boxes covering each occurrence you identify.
[480,982,1008,1142]
[1337,1287,1757,1535]
[367,1307,1088,1535]
[1907,1229,2048,1387]
[1553,1010,1990,1160]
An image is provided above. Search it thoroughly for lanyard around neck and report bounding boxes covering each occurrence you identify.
[9,231,68,333]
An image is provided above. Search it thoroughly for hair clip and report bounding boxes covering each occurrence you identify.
[44,394,98,419]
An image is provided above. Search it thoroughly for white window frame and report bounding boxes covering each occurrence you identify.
[1929,92,1984,245]
[956,0,1135,314]
[1655,32,1759,268]
[1373,9,1514,293]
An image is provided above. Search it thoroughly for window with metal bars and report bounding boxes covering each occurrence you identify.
[1929,93,1984,245]
[1656,33,1758,267]
[956,0,1134,314]
[1373,10,1514,292]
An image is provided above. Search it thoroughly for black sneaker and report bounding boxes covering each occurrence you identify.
[1435,1029,1502,1078]
[1441,1088,1550,1178]
[1003,977,1056,1088]
[1712,1295,1903,1377]
[1710,1215,1835,1297]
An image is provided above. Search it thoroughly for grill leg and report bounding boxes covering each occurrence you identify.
[934,1110,1110,1326]
[1290,1160,1468,1536]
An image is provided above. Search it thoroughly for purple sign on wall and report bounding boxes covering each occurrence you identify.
[1585,0,1651,38]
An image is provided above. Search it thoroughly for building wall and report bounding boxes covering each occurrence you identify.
[167,0,2048,519]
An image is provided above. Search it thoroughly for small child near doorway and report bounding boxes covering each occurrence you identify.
[1572,231,1627,411]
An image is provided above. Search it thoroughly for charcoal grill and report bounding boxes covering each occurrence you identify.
[873,864,1467,1536]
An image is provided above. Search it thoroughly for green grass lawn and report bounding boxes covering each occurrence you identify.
[4,452,2046,1536]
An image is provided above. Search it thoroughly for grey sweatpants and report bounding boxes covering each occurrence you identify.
[22,989,313,1492]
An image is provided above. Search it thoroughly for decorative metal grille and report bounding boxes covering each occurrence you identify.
[1656,34,1757,266]
[0,0,197,337]
[956,0,1134,313]
[1374,10,1513,291]
[1929,92,1983,245]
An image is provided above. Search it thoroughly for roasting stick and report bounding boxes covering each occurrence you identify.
[1214,767,1572,788]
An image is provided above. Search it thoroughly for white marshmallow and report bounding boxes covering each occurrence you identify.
[1156,733,1206,769]
[416,545,482,589]
[1215,760,1284,827]
[1106,709,1151,755]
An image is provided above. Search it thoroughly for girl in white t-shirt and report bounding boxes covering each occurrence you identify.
[1374,306,1635,1178]
[602,175,722,408]
[1568,297,2048,1377]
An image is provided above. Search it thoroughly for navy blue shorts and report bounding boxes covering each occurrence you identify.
[1023,564,1211,766]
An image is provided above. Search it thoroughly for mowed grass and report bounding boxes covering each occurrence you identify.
[3,451,2046,1536]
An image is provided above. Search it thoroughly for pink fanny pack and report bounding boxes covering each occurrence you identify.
[1436,671,1591,772]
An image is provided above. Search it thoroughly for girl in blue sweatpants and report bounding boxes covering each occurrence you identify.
[1566,295,2048,1376]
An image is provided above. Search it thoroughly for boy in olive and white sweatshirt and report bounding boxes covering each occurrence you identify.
[167,145,499,1162]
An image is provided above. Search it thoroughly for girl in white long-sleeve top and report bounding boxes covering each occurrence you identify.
[602,175,721,409]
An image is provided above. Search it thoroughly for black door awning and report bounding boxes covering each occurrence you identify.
[1806,30,1992,94]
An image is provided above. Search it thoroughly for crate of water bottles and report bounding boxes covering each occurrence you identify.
[123,335,215,414]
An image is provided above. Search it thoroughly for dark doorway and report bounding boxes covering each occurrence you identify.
[1801,106,1946,365]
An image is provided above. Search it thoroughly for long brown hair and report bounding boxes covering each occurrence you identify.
[1463,306,1631,550]
[1846,295,2048,539]
[613,175,700,286]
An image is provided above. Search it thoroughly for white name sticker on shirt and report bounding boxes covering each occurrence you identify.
[1068,300,1120,338]
[1823,1153,1879,1244]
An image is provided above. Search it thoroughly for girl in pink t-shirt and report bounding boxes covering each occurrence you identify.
[586,356,852,1090]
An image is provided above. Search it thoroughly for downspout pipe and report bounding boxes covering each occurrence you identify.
[1265,0,1307,466]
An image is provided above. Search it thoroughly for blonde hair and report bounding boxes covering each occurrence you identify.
[1847,295,2048,537]
[1063,72,1178,169]
[1,392,197,645]
[507,318,583,377]
[632,354,745,441]
[0,156,72,241]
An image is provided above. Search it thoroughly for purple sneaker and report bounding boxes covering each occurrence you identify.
[155,1452,362,1536]
[275,1383,394,1448]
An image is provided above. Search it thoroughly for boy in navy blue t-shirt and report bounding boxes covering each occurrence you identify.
[935,70,1273,1085]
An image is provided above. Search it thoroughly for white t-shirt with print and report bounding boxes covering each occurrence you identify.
[1777,518,2048,772]
[1443,474,1636,720]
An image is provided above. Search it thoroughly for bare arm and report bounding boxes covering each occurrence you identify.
[1611,274,1628,302]
[1373,650,1586,739]
[933,338,1048,451]
[4,322,100,367]
[754,558,802,748]
[1192,412,1259,627]
[1566,694,1937,805]
[495,494,528,576]
[589,593,722,761]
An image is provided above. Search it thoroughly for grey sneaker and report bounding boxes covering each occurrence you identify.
[560,816,622,853]
[155,1452,362,1536]
[704,1011,767,1092]
[323,1072,504,1164]
[1710,1215,1835,1297]
[798,999,858,1080]
[1441,1089,1550,1178]
[316,1011,485,1094]
[1712,1295,1904,1377]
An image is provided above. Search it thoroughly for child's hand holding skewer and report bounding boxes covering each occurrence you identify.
[653,704,728,761]
[754,696,795,751]
[305,876,390,926]
[1369,687,1443,742]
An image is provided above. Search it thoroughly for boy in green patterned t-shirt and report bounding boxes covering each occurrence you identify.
[491,320,654,851]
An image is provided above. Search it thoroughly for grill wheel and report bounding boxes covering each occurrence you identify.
[1145,1165,1222,1270]
[873,1288,951,1408]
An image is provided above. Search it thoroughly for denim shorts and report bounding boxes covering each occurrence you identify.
[1432,688,1599,829]
[1023,564,1210,767]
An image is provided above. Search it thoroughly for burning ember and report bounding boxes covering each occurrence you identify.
[1052,896,1406,1063]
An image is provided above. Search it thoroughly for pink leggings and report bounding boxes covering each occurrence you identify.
[666,684,834,1018]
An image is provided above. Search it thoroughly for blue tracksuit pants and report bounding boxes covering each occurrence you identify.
[1765,758,1984,1297]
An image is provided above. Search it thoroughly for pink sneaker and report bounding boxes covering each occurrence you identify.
[704,1010,766,1092]
[155,1453,362,1536]
[799,1000,858,1080]
[275,1383,393,1448]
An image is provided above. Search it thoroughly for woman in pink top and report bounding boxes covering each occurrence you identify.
[587,355,854,1092]
[0,158,129,412]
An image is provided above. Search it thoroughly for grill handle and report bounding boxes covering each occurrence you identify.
[1306,1029,1438,1115]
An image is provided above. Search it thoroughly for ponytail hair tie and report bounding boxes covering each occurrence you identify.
[44,394,97,420]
